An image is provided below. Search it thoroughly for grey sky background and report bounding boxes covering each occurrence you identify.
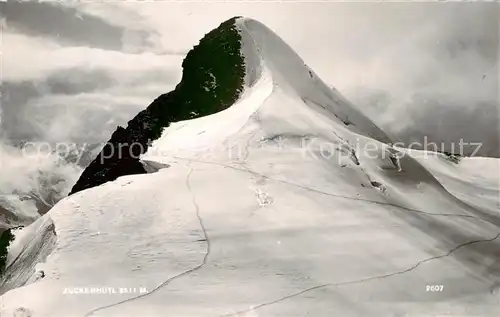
[0,0,498,216]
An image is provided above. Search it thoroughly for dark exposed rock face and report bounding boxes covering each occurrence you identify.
[0,229,15,276]
[69,17,246,195]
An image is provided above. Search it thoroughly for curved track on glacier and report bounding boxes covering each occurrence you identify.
[172,155,496,225]
[83,165,211,317]
[219,231,500,317]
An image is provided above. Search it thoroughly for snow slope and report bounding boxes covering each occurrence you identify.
[1,17,499,317]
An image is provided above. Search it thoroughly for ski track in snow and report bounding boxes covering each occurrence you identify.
[172,156,493,225]
[219,231,500,317]
[82,138,497,316]
[190,126,500,316]
[152,157,500,316]
[3,18,500,317]
[83,165,211,317]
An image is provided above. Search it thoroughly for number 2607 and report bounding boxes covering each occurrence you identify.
[426,285,444,292]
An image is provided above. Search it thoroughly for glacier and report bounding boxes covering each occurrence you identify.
[0,17,499,317]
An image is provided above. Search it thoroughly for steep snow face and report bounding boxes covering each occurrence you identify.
[0,216,56,294]
[238,18,392,144]
[1,17,500,317]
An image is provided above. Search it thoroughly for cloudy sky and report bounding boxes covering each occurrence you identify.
[0,0,498,217]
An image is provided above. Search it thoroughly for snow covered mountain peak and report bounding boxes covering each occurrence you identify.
[1,17,500,317]
[69,17,247,195]
[140,16,395,162]
[236,18,392,143]
[69,16,392,197]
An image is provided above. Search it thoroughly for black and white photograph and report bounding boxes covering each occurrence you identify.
[0,0,499,316]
